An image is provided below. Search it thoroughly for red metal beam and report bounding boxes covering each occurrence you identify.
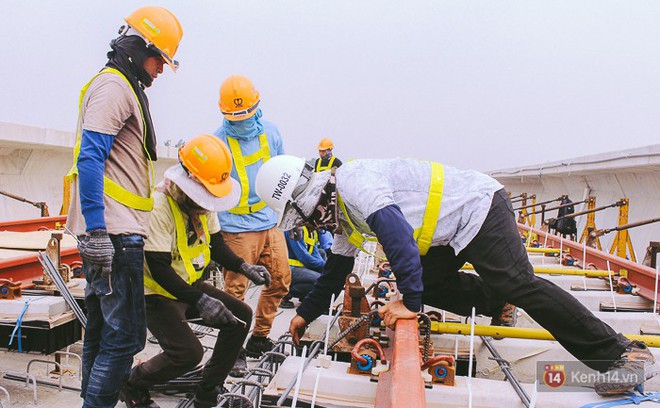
[519,223,659,302]
[0,248,80,287]
[0,216,68,232]
[374,319,426,408]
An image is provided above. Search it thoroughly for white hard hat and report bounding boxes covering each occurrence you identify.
[256,155,307,226]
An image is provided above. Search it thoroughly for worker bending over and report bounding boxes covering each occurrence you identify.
[315,138,342,172]
[281,226,325,309]
[121,135,270,408]
[255,156,658,396]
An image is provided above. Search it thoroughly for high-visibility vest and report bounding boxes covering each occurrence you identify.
[67,68,155,212]
[315,156,336,172]
[337,162,445,256]
[226,133,271,214]
[289,226,319,267]
[144,196,211,299]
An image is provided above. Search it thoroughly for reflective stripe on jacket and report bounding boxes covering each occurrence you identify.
[144,196,210,299]
[67,67,155,212]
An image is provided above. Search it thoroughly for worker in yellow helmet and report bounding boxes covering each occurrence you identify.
[119,135,269,408]
[315,137,343,172]
[213,75,291,372]
[65,6,183,407]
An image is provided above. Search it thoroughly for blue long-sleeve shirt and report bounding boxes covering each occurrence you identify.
[214,118,285,232]
[286,231,326,272]
[295,205,422,322]
[77,129,115,231]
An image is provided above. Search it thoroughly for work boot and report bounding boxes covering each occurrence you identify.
[193,384,228,408]
[119,381,160,408]
[280,297,295,309]
[490,303,518,327]
[245,335,274,358]
[229,348,248,377]
[595,341,660,396]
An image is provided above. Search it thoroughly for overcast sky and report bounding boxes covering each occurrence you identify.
[1,1,659,171]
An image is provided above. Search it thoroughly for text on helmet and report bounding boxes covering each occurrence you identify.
[272,173,292,201]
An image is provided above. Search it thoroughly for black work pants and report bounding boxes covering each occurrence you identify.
[421,188,629,372]
[129,281,252,388]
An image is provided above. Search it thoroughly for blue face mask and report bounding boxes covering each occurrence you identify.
[222,109,264,140]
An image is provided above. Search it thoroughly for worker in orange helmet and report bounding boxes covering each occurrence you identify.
[315,137,343,172]
[120,135,269,408]
[213,75,290,374]
[65,6,183,407]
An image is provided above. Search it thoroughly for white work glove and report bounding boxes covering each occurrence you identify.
[240,262,271,286]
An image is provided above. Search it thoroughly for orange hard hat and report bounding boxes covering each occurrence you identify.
[125,6,183,72]
[218,75,261,121]
[178,135,233,197]
[317,138,334,150]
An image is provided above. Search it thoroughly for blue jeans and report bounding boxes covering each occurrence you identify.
[81,234,146,408]
[287,266,321,301]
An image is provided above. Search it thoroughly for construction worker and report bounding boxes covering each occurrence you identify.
[255,156,658,396]
[120,135,270,408]
[213,75,290,367]
[65,7,183,407]
[315,138,342,172]
[280,226,325,309]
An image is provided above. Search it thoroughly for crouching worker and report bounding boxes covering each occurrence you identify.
[255,155,659,397]
[121,135,271,408]
[281,226,325,309]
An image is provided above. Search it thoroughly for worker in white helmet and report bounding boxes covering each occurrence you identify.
[254,155,658,397]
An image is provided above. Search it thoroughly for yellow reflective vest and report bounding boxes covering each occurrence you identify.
[67,67,155,212]
[144,196,211,299]
[337,162,445,256]
[226,133,271,214]
[315,156,336,172]
[289,226,319,267]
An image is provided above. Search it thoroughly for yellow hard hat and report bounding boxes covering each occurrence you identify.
[317,138,334,150]
[125,6,183,72]
[219,75,261,121]
[179,135,233,198]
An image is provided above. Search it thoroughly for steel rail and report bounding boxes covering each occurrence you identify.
[524,198,589,216]
[544,200,625,225]
[481,336,531,407]
[513,195,566,211]
[430,321,660,346]
[0,215,67,232]
[37,252,86,328]
[519,223,660,303]
[374,319,426,408]
[461,263,614,278]
[591,217,660,237]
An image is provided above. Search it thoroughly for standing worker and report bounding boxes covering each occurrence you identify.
[120,135,270,408]
[213,75,290,368]
[315,138,342,172]
[280,226,325,309]
[255,156,659,397]
[65,7,183,407]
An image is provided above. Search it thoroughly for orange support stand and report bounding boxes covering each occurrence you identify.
[374,319,426,408]
[609,198,636,262]
[579,196,602,250]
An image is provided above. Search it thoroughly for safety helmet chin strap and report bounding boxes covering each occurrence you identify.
[290,168,338,233]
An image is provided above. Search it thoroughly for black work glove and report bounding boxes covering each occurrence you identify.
[195,293,238,327]
[240,262,271,286]
[78,229,114,278]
